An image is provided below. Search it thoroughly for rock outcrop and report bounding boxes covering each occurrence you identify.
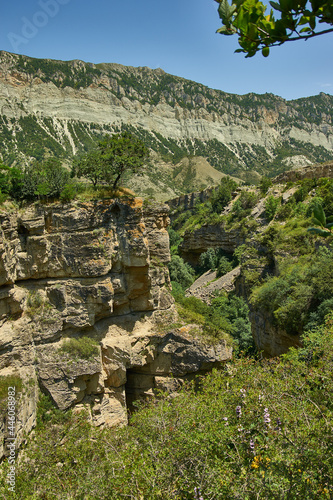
[0,198,231,459]
[180,223,246,265]
[274,160,333,183]
[185,267,241,304]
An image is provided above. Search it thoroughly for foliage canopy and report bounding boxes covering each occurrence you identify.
[215,0,333,57]
[73,132,149,189]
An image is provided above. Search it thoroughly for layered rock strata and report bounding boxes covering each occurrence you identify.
[0,198,231,459]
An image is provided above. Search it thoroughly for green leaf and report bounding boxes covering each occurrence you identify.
[269,1,282,11]
[312,204,326,226]
[218,0,233,24]
[217,0,231,24]
[307,227,331,237]
[262,46,270,56]
[217,26,237,34]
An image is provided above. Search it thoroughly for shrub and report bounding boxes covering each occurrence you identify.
[198,247,218,272]
[259,176,272,195]
[211,177,238,213]
[216,256,233,277]
[168,228,183,255]
[168,255,195,289]
[60,182,78,202]
[59,337,99,360]
[229,190,258,222]
[264,195,279,221]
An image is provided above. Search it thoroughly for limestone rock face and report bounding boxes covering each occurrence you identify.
[180,223,245,265]
[250,309,302,357]
[0,198,231,459]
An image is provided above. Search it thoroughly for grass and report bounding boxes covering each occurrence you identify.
[58,337,100,360]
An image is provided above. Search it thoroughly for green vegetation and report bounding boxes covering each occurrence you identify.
[168,255,196,289]
[0,158,73,202]
[58,337,100,360]
[0,131,149,204]
[0,374,22,412]
[97,132,148,189]
[264,194,280,220]
[215,0,333,57]
[211,177,238,212]
[307,202,333,237]
[3,319,333,498]
[15,55,102,89]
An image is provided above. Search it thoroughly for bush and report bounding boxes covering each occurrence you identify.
[168,255,195,289]
[198,248,218,272]
[211,177,238,213]
[264,195,279,221]
[216,256,233,277]
[168,228,183,255]
[59,337,99,360]
[229,190,258,222]
[60,182,78,202]
[259,176,272,195]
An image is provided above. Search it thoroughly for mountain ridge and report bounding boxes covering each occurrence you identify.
[0,50,333,197]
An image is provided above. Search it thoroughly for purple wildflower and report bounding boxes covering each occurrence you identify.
[250,439,255,454]
[275,418,282,431]
[194,487,204,500]
[264,408,271,426]
[236,405,242,418]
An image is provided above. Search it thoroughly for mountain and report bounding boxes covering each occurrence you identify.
[0,50,333,198]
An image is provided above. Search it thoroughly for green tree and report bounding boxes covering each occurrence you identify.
[99,132,149,189]
[264,194,279,220]
[168,255,196,289]
[72,150,107,189]
[214,0,333,57]
[211,176,238,213]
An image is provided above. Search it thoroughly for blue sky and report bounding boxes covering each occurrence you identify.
[0,0,332,100]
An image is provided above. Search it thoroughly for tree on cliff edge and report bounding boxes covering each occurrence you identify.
[73,132,149,189]
[214,0,333,57]
[99,132,149,189]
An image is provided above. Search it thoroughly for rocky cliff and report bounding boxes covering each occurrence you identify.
[0,198,231,459]
[0,51,333,191]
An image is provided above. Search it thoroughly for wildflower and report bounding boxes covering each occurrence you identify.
[240,388,246,398]
[275,418,281,431]
[236,405,242,418]
[194,486,204,500]
[263,407,271,426]
[251,456,260,469]
[250,439,255,454]
[223,417,229,426]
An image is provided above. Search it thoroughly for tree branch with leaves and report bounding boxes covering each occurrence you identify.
[215,0,333,57]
